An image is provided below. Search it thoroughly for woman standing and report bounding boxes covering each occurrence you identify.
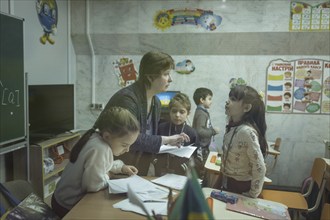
[97,51,189,175]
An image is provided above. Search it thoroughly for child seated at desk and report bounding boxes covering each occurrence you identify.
[51,107,140,218]
[155,92,200,176]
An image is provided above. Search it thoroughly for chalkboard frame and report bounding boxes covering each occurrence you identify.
[0,12,26,146]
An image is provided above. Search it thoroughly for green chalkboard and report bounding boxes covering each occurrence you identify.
[0,13,25,145]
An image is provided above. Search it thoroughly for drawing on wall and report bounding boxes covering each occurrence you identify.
[36,0,58,45]
[290,1,330,31]
[154,9,222,31]
[266,59,330,114]
[175,59,195,74]
[113,57,138,88]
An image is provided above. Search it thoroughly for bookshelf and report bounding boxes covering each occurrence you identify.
[29,132,80,201]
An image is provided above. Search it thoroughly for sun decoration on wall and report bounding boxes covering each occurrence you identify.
[154,8,222,31]
[153,10,173,30]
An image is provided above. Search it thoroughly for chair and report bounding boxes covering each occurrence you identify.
[0,180,34,211]
[261,158,327,219]
[266,137,282,175]
[272,137,282,151]
[321,203,330,220]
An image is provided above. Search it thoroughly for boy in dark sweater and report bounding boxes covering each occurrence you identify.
[155,93,198,176]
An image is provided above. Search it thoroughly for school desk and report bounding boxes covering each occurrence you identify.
[204,151,272,187]
[63,184,280,219]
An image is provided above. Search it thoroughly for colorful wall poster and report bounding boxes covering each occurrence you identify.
[113,57,138,88]
[290,1,330,31]
[154,8,222,31]
[266,59,330,114]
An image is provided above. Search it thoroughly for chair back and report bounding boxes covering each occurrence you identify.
[0,180,33,211]
[273,138,281,151]
[321,203,330,220]
[307,158,327,213]
[311,158,327,188]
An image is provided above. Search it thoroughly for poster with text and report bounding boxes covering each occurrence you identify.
[290,1,330,31]
[266,59,330,114]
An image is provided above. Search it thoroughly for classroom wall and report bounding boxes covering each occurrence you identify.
[72,0,330,187]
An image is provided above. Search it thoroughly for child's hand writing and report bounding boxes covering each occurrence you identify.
[121,165,138,176]
[162,133,190,147]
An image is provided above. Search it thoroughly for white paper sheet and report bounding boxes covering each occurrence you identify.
[112,182,168,216]
[113,198,168,216]
[158,144,197,158]
[151,173,187,190]
[108,175,169,200]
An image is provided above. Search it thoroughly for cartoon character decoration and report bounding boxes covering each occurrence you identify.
[154,8,222,31]
[175,59,195,74]
[113,58,138,87]
[36,0,58,45]
[198,12,222,31]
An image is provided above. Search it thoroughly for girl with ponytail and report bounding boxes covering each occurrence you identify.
[52,107,140,218]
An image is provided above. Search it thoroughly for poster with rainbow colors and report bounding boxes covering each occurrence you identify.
[266,59,330,114]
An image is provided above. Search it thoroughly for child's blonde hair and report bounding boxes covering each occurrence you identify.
[169,93,191,113]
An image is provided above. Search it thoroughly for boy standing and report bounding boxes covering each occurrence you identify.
[192,88,220,164]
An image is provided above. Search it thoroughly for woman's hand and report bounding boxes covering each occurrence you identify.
[162,132,190,147]
[121,165,138,176]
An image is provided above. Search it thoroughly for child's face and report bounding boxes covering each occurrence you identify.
[201,95,213,109]
[225,96,246,122]
[170,104,188,126]
[104,131,139,156]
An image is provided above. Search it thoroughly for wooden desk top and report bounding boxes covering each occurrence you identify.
[203,188,275,219]
[64,184,288,220]
[63,190,146,220]
[204,151,221,173]
[63,186,267,219]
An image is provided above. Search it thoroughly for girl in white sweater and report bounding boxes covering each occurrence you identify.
[52,107,140,218]
[220,85,268,198]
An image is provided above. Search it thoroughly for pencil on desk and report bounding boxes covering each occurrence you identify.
[167,188,173,215]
